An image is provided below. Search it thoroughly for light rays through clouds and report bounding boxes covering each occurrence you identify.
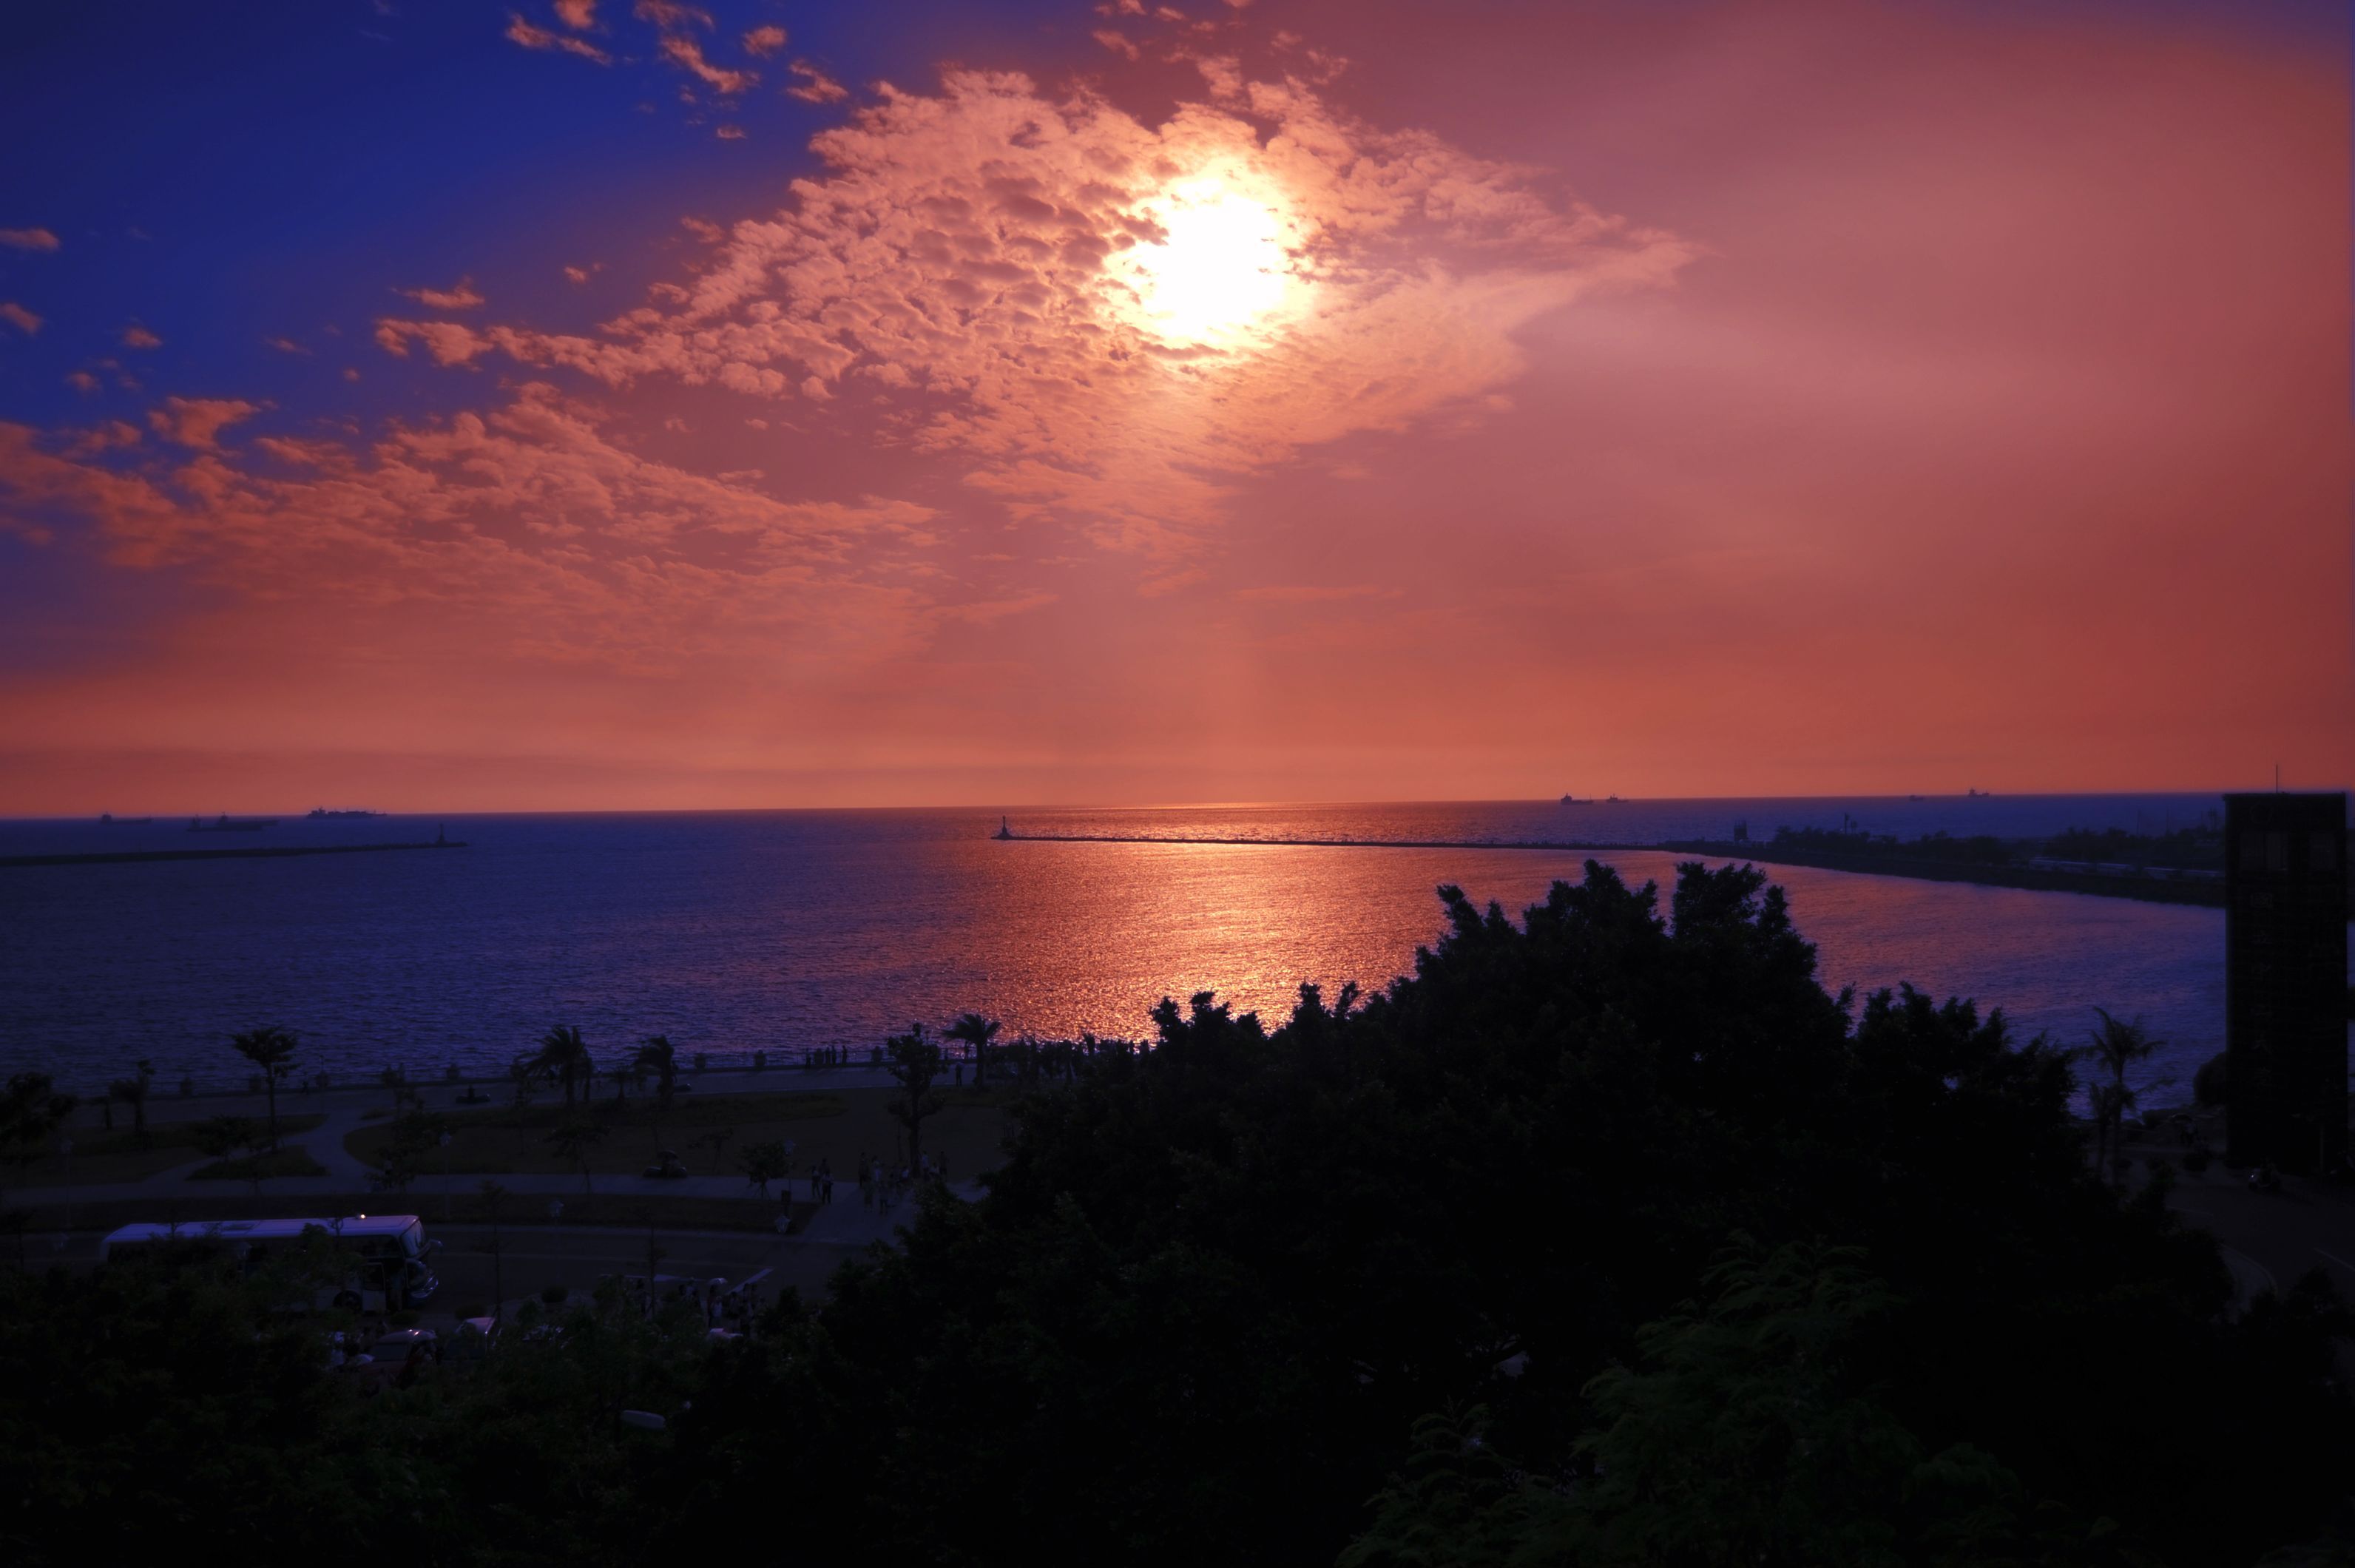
[10,21,1684,673]
[0,0,2344,808]
[373,64,1689,575]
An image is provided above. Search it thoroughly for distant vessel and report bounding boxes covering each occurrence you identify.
[1560,794,1591,805]
[98,814,155,825]
[308,807,384,819]
[187,814,277,833]
[1966,788,1991,798]
[1605,795,1623,803]
[994,816,1014,840]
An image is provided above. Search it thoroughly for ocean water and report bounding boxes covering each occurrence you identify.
[0,795,2339,1101]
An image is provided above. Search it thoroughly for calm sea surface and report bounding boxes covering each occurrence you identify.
[1,795,2342,1101]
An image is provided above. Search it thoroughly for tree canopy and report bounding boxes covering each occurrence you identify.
[4,862,2347,1566]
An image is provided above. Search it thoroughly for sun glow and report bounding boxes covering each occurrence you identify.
[1115,177,1305,345]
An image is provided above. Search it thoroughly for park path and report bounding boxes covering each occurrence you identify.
[30,1061,965,1223]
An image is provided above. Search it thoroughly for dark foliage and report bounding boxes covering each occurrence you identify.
[5,863,2347,1566]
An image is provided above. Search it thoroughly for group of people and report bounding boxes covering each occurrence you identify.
[768,1149,953,1220]
[856,1150,947,1212]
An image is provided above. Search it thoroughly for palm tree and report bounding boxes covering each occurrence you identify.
[886,1024,945,1176]
[635,1035,679,1113]
[2085,1008,2163,1183]
[230,1027,299,1149]
[544,1116,608,1195]
[945,1013,1001,1089]
[109,1060,155,1146]
[530,1025,594,1109]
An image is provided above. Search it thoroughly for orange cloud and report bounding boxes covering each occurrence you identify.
[397,278,487,310]
[785,60,847,102]
[120,324,163,349]
[457,68,1686,572]
[553,0,597,27]
[0,383,939,680]
[146,396,263,450]
[0,301,41,335]
[633,0,710,27]
[505,12,612,64]
[374,318,494,365]
[0,227,59,251]
[658,33,756,94]
[743,24,786,57]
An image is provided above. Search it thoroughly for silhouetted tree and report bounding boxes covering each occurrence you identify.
[739,1139,789,1198]
[2086,1007,2163,1182]
[634,1035,679,1113]
[946,1012,1001,1089]
[504,1055,537,1121]
[690,1124,736,1176]
[544,1116,607,1196]
[229,1027,298,1150]
[107,1061,154,1147]
[193,1115,266,1197]
[885,1024,945,1176]
[530,1025,594,1109]
[1,1072,75,1207]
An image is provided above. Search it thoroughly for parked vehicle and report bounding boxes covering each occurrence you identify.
[98,1214,444,1311]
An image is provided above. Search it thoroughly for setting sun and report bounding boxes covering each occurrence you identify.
[1114,177,1302,344]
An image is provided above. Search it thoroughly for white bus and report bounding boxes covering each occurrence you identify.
[98,1214,443,1313]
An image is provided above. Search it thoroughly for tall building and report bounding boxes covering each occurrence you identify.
[2223,791,2348,1175]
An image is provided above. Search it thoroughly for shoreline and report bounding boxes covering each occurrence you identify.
[1652,839,2253,911]
[997,830,2270,913]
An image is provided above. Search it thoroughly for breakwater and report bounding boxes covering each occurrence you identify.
[993,829,2328,916]
[1655,840,2231,908]
[1,839,467,869]
[997,831,1627,852]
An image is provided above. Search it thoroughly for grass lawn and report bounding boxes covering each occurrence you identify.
[343,1086,1013,1184]
[10,1114,328,1186]
[191,1148,328,1183]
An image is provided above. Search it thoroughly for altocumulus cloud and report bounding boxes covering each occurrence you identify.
[0,383,939,676]
[386,63,1691,568]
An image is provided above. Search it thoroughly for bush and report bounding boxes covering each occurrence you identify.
[2194,1052,2229,1108]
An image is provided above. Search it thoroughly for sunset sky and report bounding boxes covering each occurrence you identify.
[0,0,2346,812]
